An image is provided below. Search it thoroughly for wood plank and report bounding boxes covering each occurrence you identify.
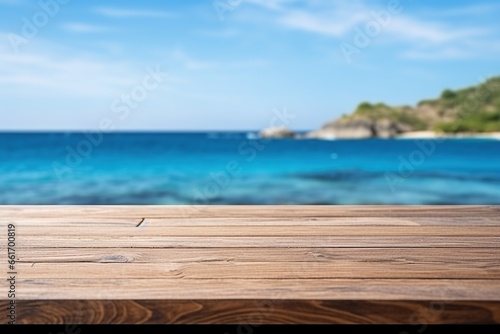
[1,217,421,226]
[5,300,500,324]
[1,205,498,218]
[14,225,500,237]
[16,247,500,264]
[11,279,500,300]
[4,216,500,226]
[16,260,500,279]
[14,235,500,248]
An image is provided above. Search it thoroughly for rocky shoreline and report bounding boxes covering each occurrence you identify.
[304,117,413,139]
[258,126,500,140]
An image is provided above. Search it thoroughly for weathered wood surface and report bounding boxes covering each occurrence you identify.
[1,205,499,324]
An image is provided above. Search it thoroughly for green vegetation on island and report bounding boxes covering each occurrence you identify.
[347,102,428,131]
[342,76,500,134]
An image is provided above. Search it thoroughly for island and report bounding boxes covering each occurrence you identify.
[259,76,500,139]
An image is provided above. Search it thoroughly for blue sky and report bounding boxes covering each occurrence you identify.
[1,0,499,131]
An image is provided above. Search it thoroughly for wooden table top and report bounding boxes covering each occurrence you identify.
[1,205,499,324]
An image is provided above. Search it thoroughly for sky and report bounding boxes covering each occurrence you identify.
[0,0,499,131]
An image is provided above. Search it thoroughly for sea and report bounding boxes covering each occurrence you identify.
[0,132,499,205]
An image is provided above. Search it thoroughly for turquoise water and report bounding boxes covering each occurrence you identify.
[0,132,499,204]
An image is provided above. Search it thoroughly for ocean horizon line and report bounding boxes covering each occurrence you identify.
[0,130,312,134]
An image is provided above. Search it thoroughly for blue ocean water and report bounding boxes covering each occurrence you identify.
[0,132,499,205]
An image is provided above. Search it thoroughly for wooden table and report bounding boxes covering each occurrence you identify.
[1,206,499,324]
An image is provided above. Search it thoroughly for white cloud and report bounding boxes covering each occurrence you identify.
[279,9,368,37]
[386,17,487,44]
[95,7,175,18]
[274,2,487,44]
[245,0,297,11]
[0,38,137,97]
[62,22,109,33]
[249,0,497,60]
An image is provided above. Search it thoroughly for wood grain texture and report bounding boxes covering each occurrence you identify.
[14,235,500,248]
[16,247,500,264]
[5,216,500,226]
[16,261,500,279]
[0,205,499,324]
[12,279,500,300]
[16,225,500,236]
[4,300,500,324]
